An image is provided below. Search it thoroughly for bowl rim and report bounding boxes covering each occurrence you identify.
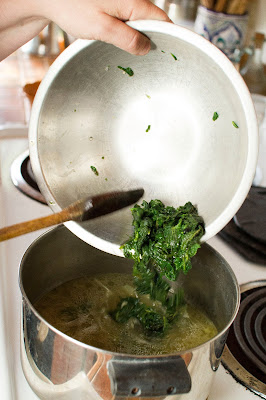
[29,20,258,257]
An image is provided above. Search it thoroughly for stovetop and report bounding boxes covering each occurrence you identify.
[0,121,266,399]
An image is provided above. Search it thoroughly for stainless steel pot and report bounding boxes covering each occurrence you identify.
[20,225,239,400]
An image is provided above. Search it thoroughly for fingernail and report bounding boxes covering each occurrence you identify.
[137,38,151,56]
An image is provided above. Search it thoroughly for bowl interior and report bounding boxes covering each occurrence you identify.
[30,21,257,255]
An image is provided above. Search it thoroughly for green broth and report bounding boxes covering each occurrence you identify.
[34,273,217,355]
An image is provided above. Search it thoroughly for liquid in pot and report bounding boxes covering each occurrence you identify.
[34,272,218,355]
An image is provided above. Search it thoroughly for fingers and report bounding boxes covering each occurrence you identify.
[121,0,171,22]
[94,0,172,55]
[95,15,151,55]
[36,0,172,55]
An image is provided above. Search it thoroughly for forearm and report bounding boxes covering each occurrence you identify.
[0,0,170,61]
[0,19,49,61]
[0,0,49,60]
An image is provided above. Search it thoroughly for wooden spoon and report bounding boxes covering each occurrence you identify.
[0,188,144,242]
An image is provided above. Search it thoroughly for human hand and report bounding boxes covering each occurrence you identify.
[38,0,171,55]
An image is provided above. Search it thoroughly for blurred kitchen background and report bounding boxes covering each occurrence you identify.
[0,0,265,127]
[152,0,266,63]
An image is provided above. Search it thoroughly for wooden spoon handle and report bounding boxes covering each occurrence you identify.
[226,0,248,14]
[0,188,144,242]
[215,0,228,12]
[0,205,82,242]
[201,0,214,9]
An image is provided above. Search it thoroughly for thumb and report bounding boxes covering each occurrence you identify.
[97,16,151,55]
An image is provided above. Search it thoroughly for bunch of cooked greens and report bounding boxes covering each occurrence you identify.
[111,200,205,336]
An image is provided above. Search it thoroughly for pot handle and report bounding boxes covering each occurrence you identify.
[107,355,191,397]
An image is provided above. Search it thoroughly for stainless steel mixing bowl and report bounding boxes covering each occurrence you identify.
[29,20,258,256]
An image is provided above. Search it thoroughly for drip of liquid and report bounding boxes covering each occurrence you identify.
[34,273,217,355]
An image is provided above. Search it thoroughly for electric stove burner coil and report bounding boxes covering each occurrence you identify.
[10,150,47,205]
[222,280,266,398]
[231,287,266,382]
